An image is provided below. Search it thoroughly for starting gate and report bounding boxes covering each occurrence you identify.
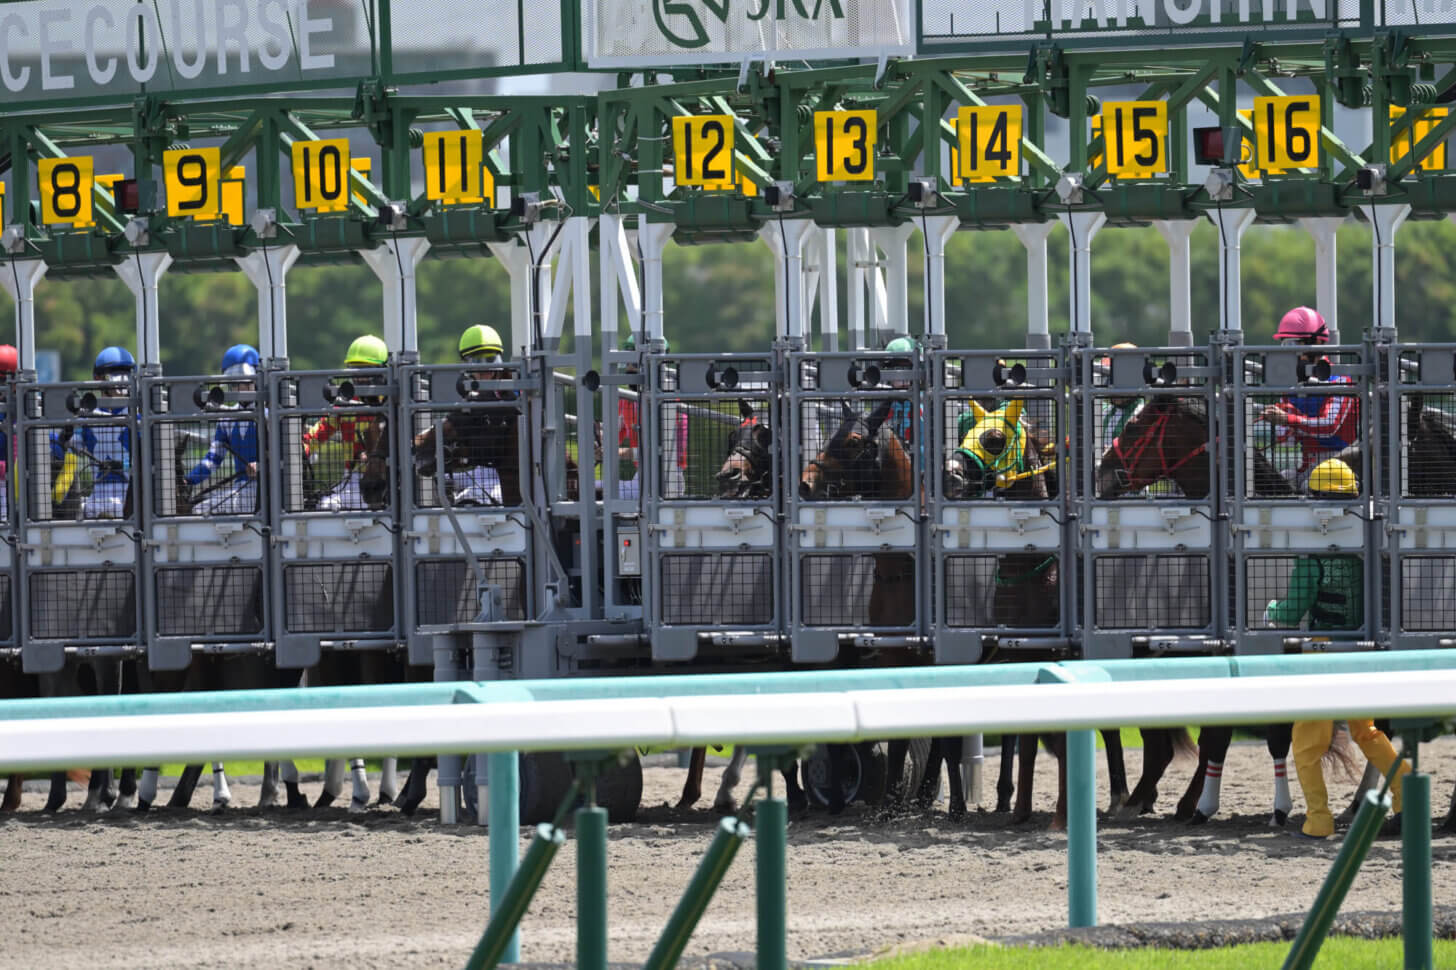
[1079,344,1223,658]
[930,349,1068,663]
[139,372,269,670]
[0,384,14,658]
[788,349,923,663]
[16,375,143,673]
[267,366,401,669]
[641,352,782,662]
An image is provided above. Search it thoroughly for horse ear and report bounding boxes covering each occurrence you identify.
[739,399,754,419]
[969,400,987,423]
[1004,398,1024,427]
[842,401,854,420]
[865,398,893,435]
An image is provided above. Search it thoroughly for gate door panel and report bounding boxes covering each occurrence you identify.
[16,378,142,673]
[1081,345,1222,659]
[268,368,400,669]
[400,363,531,665]
[788,350,921,664]
[642,354,780,662]
[1389,345,1456,649]
[932,350,1066,664]
[0,383,14,658]
[1230,344,1378,654]
[140,374,269,669]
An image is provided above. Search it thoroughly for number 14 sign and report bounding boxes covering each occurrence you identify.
[956,106,1022,181]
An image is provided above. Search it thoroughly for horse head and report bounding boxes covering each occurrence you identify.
[944,398,1027,500]
[799,399,894,501]
[716,399,773,499]
[1095,396,1210,499]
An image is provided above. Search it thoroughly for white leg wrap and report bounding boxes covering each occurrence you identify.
[280,760,300,784]
[139,768,160,804]
[349,759,369,812]
[259,762,280,807]
[212,764,232,808]
[380,757,399,801]
[1272,758,1293,815]
[322,758,346,798]
[713,748,749,811]
[1195,760,1224,818]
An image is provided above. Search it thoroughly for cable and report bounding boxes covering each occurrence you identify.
[8,251,21,371]
[1371,202,1383,333]
[1214,197,1229,335]
[776,210,790,342]
[134,250,147,370]
[920,209,933,341]
[1066,210,1079,339]
[260,237,277,362]
[390,227,407,354]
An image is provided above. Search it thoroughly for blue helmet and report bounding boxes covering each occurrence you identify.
[93,346,136,379]
[221,344,260,378]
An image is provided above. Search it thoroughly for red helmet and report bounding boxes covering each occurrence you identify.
[1274,306,1329,344]
[0,345,16,375]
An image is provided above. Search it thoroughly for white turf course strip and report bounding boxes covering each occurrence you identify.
[2,669,1455,773]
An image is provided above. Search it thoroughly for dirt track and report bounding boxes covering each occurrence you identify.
[4,737,1456,969]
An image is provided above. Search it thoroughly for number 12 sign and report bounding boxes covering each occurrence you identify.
[673,115,735,188]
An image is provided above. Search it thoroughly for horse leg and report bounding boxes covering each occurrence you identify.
[914,739,943,811]
[825,743,848,815]
[1443,775,1456,834]
[1184,725,1233,823]
[884,738,911,810]
[1012,734,1038,824]
[378,758,399,807]
[1267,723,1293,826]
[1,775,20,811]
[82,769,111,812]
[169,764,205,809]
[211,764,232,811]
[259,762,281,809]
[677,747,707,810]
[712,748,749,814]
[1101,729,1129,813]
[349,759,370,814]
[1050,734,1068,831]
[315,758,346,809]
[396,758,432,818]
[781,762,808,814]
[43,772,68,813]
[995,735,1016,814]
[111,767,137,812]
[1122,729,1170,816]
[941,737,967,819]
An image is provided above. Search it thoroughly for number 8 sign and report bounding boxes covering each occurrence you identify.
[38,157,94,227]
[292,137,351,213]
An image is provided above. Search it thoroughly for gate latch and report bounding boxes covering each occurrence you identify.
[1159,506,1192,533]
[344,518,374,544]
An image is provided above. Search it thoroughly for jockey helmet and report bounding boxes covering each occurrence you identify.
[621,333,670,353]
[1274,306,1329,345]
[344,335,388,368]
[884,336,916,355]
[459,324,505,363]
[1308,458,1357,497]
[0,344,17,374]
[221,344,260,377]
[93,346,136,380]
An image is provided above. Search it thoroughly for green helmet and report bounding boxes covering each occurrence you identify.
[459,324,505,362]
[622,333,669,353]
[884,336,916,354]
[345,334,388,367]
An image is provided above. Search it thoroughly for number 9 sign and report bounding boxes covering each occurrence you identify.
[164,147,221,219]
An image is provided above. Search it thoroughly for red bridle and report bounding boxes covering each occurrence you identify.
[1109,408,1206,492]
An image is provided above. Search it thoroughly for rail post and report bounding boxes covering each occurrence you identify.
[570,753,612,970]
[1400,729,1432,970]
[1037,664,1104,927]
[464,823,566,970]
[753,748,791,970]
[487,751,521,964]
[643,815,752,970]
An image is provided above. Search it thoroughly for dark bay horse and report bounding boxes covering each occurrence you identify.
[945,398,1127,826]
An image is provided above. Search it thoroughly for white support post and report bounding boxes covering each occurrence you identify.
[235,245,301,365]
[1057,212,1107,338]
[114,252,173,373]
[845,228,872,350]
[816,228,839,351]
[1298,217,1343,343]
[1364,203,1410,337]
[359,237,431,359]
[920,216,958,343]
[759,219,814,342]
[802,229,823,350]
[0,257,47,374]
[870,224,915,340]
[1011,223,1055,349]
[487,224,558,355]
[1204,206,1257,338]
[637,221,673,343]
[1153,219,1197,347]
[599,214,643,340]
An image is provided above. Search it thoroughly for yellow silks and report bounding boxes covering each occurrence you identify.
[53,451,78,504]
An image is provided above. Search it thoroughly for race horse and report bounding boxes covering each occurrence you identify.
[1096,393,1302,824]
[944,397,1128,826]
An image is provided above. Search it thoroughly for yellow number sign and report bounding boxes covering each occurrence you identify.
[423,130,487,203]
[221,166,245,227]
[956,106,1021,181]
[815,110,876,181]
[1254,95,1319,171]
[1101,102,1167,176]
[292,138,351,213]
[38,156,94,227]
[672,115,735,188]
[164,147,221,219]
[1391,106,1449,171]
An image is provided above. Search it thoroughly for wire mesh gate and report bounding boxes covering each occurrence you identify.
[267,367,401,669]
[641,353,781,661]
[0,383,14,657]
[16,376,142,672]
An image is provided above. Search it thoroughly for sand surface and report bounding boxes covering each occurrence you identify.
[4,737,1455,969]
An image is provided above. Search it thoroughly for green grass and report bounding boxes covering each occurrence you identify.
[860,938,1456,969]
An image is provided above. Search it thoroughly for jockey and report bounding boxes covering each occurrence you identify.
[0,344,15,521]
[1257,307,1358,485]
[881,336,917,445]
[1261,458,1410,839]
[1100,342,1142,445]
[185,344,261,515]
[617,333,686,500]
[51,347,135,518]
[302,335,388,512]
[448,324,508,506]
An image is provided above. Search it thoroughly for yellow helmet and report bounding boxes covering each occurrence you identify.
[459,324,505,361]
[1309,458,1357,497]
[345,335,388,367]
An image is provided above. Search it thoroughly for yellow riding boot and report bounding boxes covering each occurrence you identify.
[1347,719,1410,814]
[1292,719,1335,838]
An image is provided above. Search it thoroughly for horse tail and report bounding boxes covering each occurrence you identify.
[1324,727,1361,782]
[1172,727,1198,762]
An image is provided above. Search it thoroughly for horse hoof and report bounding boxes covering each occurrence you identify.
[712,798,737,815]
[314,792,336,810]
[348,798,368,815]
[286,792,311,812]
[949,803,968,822]
[397,796,423,818]
[1269,810,1289,828]
[1440,815,1456,835]
[131,799,152,815]
[1049,817,1067,832]
[1187,810,1211,826]
[212,797,231,813]
[674,798,698,811]
[111,793,137,813]
[994,797,1012,814]
[375,792,394,807]
[1011,811,1032,825]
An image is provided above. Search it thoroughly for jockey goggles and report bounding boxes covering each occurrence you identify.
[223,361,258,378]
[461,349,504,365]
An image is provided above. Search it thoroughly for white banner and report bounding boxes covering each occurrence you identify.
[582,0,914,67]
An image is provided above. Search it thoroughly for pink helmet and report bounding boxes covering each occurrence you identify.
[0,345,16,375]
[1274,306,1329,344]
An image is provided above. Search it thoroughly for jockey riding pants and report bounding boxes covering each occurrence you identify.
[1292,718,1409,837]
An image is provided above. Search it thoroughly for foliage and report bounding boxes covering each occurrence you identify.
[860,937,1456,969]
[5,216,1456,379]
